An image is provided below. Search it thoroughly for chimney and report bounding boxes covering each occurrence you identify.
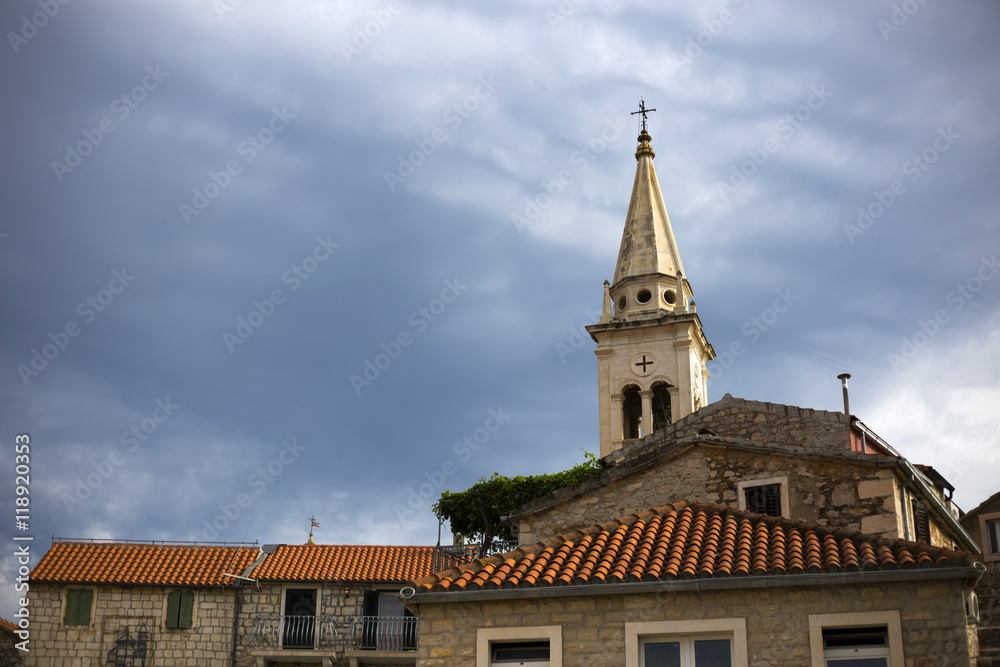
[837,373,851,416]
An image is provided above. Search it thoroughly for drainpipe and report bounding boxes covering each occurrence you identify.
[230,586,241,667]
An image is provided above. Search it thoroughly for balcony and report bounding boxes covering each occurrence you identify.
[249,614,339,666]
[344,615,418,666]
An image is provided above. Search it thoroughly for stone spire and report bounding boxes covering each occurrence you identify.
[587,106,715,457]
[612,128,686,295]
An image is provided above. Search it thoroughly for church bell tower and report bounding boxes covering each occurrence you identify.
[587,102,715,458]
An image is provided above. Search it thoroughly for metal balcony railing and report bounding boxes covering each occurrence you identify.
[250,614,339,650]
[347,615,418,652]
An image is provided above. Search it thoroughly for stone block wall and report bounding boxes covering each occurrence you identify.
[23,583,235,667]
[414,579,974,666]
[516,444,902,545]
[604,394,852,468]
[0,628,20,667]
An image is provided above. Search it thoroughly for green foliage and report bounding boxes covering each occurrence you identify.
[433,452,602,546]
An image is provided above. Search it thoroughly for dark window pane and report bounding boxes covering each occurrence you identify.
[745,484,781,516]
[644,641,681,667]
[826,660,888,667]
[493,641,550,660]
[694,639,732,666]
[823,626,887,648]
[988,520,999,554]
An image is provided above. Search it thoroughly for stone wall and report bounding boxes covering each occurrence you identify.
[23,584,236,667]
[414,579,974,666]
[0,627,20,667]
[604,394,852,468]
[515,442,903,545]
[960,492,1000,665]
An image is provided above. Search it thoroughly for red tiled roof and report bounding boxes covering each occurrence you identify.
[413,502,974,593]
[0,617,18,635]
[251,545,439,582]
[30,543,259,587]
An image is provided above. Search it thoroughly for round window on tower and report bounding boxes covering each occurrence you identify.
[664,290,677,305]
[618,296,627,311]
[637,289,652,304]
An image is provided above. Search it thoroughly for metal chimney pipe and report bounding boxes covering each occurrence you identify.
[837,373,851,416]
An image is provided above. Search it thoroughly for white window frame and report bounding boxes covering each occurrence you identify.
[625,618,748,667]
[978,511,1000,562]
[807,611,904,667]
[476,625,561,667]
[737,476,790,518]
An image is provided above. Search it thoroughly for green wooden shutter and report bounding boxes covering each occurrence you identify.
[178,591,194,629]
[65,589,92,625]
[166,591,180,629]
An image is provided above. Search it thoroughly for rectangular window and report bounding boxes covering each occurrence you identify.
[986,519,999,555]
[736,477,788,518]
[641,635,732,667]
[64,588,93,626]
[360,590,416,651]
[808,612,903,667]
[821,626,890,666]
[626,620,747,667]
[744,484,781,517]
[166,591,194,629]
[477,626,561,667]
[283,588,317,649]
[492,641,550,666]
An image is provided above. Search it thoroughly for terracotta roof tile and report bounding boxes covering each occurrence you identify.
[0,617,18,635]
[30,542,259,587]
[250,545,439,583]
[412,502,975,594]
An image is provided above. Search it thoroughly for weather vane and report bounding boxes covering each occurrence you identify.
[631,98,656,133]
[306,516,320,545]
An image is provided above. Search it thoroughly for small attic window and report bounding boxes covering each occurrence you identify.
[745,484,782,517]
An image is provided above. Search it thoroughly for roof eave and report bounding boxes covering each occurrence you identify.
[408,564,985,605]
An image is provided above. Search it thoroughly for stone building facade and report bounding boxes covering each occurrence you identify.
[25,541,447,667]
[409,502,985,666]
[961,490,1000,665]
[509,396,974,554]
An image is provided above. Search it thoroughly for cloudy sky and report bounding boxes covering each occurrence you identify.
[2,0,998,616]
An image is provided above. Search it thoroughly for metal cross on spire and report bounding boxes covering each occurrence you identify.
[631,98,656,133]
